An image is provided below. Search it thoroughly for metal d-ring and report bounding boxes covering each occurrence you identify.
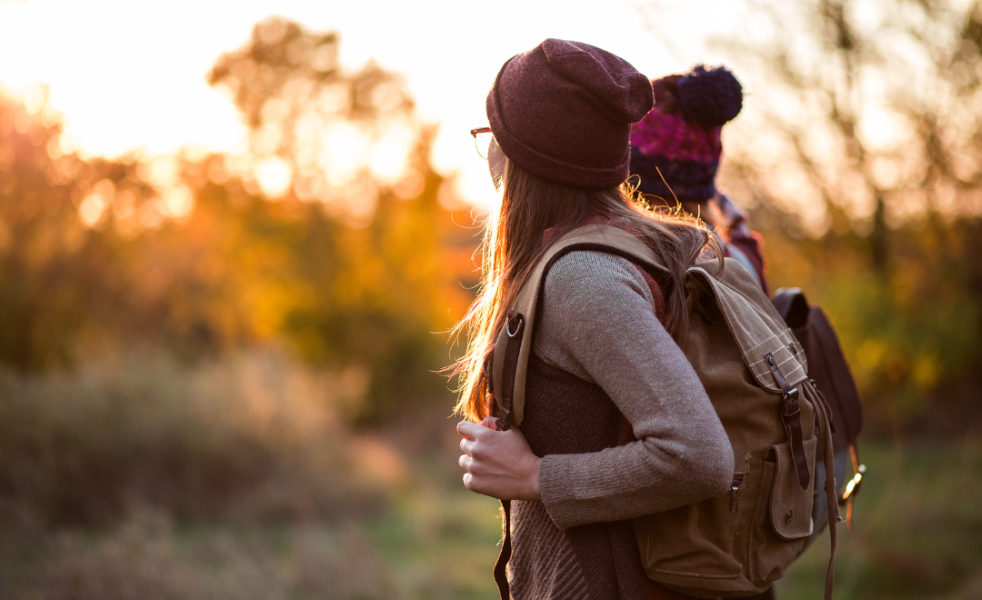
[506,314,524,338]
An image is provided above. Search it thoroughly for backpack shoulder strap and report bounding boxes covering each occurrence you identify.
[490,224,667,429]
[771,287,864,447]
[771,287,810,329]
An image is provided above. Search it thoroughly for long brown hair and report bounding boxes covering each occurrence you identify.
[448,157,722,422]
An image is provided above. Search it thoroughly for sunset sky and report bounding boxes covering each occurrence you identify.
[0,0,750,206]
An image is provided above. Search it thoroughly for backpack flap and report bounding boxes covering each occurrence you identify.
[687,266,809,392]
[687,265,813,490]
[491,224,666,429]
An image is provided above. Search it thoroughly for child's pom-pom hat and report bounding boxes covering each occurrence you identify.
[676,65,743,128]
[629,64,743,202]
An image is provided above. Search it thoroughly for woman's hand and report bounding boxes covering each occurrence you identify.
[457,418,542,501]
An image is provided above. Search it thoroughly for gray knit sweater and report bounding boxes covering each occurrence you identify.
[536,250,733,524]
[503,250,733,600]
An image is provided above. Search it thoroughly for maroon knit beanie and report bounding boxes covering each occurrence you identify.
[486,39,654,189]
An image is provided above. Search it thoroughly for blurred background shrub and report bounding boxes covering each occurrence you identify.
[0,349,384,528]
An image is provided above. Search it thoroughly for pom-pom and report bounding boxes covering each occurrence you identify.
[676,65,743,128]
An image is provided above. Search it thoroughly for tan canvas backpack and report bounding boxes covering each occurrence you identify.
[489,224,840,599]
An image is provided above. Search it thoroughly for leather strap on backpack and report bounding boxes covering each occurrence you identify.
[484,311,526,432]
[497,311,525,431]
[490,225,670,430]
[766,353,810,490]
[493,499,513,600]
[813,382,841,600]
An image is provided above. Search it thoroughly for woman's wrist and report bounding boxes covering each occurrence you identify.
[526,456,542,501]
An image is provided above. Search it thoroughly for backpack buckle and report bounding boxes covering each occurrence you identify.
[780,390,801,434]
[783,386,799,404]
[493,407,512,432]
[782,387,800,414]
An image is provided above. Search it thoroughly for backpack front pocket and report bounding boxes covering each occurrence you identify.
[748,436,818,584]
[634,492,744,582]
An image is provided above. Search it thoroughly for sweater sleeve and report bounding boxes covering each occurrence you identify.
[534,251,733,529]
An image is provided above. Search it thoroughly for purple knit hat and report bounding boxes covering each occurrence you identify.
[629,65,743,201]
[487,39,654,189]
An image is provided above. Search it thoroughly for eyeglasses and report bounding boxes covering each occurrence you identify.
[471,126,504,191]
[470,127,493,159]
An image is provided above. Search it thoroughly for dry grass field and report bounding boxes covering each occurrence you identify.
[0,351,979,599]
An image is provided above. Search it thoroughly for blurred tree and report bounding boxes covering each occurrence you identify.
[709,0,982,255]
[0,19,479,425]
[685,0,982,431]
[207,17,416,208]
[205,17,476,423]
[0,92,157,369]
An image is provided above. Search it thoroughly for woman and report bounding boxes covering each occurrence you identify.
[451,39,733,600]
[629,65,770,296]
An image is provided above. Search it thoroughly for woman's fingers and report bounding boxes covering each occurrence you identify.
[457,420,489,440]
